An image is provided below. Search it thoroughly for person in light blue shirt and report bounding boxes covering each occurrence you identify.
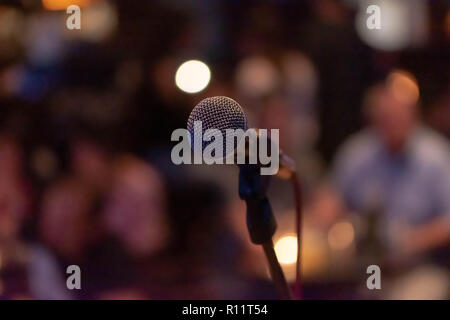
[332,82,450,259]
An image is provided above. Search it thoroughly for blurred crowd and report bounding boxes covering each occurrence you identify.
[0,0,449,299]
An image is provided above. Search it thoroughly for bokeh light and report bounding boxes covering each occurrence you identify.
[274,234,298,265]
[355,0,410,51]
[175,60,211,94]
[327,221,355,250]
[42,0,92,11]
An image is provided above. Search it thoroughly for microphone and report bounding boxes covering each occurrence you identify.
[186,96,301,300]
[186,96,296,179]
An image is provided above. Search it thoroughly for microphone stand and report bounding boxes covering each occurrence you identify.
[238,164,292,300]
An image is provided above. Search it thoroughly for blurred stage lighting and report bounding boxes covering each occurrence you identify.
[175,60,211,94]
[328,221,354,250]
[42,0,92,11]
[274,234,298,265]
[355,0,410,51]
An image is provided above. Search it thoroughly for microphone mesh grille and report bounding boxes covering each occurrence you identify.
[187,96,247,156]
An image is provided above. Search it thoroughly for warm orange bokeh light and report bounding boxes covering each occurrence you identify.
[42,0,93,11]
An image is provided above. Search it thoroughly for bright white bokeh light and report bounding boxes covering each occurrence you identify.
[355,0,410,51]
[175,60,211,93]
[275,235,298,265]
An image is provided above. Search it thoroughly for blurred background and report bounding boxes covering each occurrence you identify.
[0,0,449,300]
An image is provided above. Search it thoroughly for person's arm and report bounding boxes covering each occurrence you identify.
[403,216,450,255]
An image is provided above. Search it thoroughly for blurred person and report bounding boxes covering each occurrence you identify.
[0,186,30,299]
[0,135,29,247]
[0,136,31,299]
[102,155,168,258]
[98,154,276,299]
[33,177,102,299]
[234,55,280,100]
[0,136,81,300]
[33,158,167,299]
[331,82,450,264]
[70,137,111,192]
[96,155,169,299]
[0,135,67,300]
[0,135,24,181]
[39,178,97,262]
